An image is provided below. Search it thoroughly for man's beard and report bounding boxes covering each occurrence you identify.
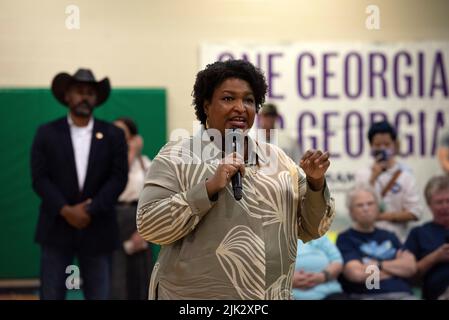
[72,101,94,117]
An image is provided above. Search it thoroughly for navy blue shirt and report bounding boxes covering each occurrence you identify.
[337,228,412,295]
[404,222,449,300]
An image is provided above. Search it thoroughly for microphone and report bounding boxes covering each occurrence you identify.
[228,129,243,201]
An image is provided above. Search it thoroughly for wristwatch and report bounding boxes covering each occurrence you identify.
[377,260,383,271]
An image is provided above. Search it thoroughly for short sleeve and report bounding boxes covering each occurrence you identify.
[404,227,420,257]
[336,233,362,263]
[319,236,343,263]
[401,173,423,220]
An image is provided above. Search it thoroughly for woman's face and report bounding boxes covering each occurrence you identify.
[204,78,256,136]
[350,191,379,228]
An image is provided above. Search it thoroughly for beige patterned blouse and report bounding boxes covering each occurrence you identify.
[137,132,335,300]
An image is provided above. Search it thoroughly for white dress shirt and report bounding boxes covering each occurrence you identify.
[118,155,152,203]
[68,115,94,191]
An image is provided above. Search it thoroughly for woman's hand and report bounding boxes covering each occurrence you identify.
[205,152,245,199]
[369,162,384,185]
[293,270,325,289]
[300,150,330,191]
[130,231,148,251]
[304,272,326,288]
[128,135,144,165]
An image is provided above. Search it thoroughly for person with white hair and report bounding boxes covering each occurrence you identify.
[336,185,417,299]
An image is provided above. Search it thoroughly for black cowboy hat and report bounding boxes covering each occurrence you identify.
[51,68,111,107]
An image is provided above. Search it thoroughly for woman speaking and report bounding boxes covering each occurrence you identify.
[137,59,335,299]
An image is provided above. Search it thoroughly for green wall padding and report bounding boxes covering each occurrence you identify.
[0,88,166,278]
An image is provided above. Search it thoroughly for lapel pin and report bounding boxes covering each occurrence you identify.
[96,132,104,140]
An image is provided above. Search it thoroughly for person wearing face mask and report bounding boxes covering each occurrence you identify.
[354,121,423,243]
[30,68,128,299]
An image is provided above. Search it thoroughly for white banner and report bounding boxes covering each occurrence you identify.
[200,42,449,228]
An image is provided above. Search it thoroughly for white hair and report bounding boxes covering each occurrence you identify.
[346,184,379,211]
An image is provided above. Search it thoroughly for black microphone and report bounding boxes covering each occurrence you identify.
[230,129,243,201]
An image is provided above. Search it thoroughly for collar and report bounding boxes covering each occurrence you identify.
[67,114,94,131]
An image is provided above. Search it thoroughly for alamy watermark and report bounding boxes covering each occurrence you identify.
[365,264,381,290]
[65,5,80,30]
[365,5,380,30]
[65,265,81,290]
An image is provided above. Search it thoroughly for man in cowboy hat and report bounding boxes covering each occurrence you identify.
[31,68,128,299]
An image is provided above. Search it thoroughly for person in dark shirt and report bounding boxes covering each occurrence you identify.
[31,69,128,299]
[404,175,449,300]
[337,185,417,299]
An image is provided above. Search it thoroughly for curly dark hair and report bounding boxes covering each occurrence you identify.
[192,59,268,126]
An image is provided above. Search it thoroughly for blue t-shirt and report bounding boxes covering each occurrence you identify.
[293,236,343,300]
[404,222,449,300]
[336,228,412,295]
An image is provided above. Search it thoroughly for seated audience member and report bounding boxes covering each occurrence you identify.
[293,235,345,300]
[337,186,417,299]
[404,175,449,300]
[355,121,423,242]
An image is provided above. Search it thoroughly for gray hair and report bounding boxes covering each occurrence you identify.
[346,185,379,210]
[424,175,449,205]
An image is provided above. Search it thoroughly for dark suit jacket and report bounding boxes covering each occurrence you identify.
[31,116,128,254]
